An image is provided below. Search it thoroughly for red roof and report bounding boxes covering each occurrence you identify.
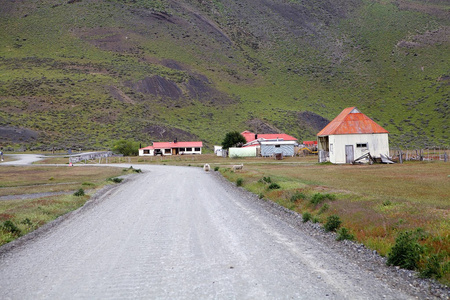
[140,141,203,150]
[317,107,389,136]
[241,131,297,143]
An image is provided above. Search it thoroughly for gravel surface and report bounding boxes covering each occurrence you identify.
[0,154,45,165]
[0,164,448,299]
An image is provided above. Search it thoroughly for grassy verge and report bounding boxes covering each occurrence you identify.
[217,159,449,285]
[0,165,140,246]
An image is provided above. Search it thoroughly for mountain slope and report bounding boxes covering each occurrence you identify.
[0,0,448,150]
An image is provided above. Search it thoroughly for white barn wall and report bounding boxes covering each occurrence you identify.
[329,133,389,164]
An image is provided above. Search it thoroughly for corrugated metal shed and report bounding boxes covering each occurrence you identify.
[260,141,296,157]
[317,107,388,136]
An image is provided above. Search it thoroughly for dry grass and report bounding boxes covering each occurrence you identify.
[0,165,135,246]
[218,159,449,284]
[0,166,128,196]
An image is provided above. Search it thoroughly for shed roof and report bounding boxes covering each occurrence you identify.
[317,107,389,136]
[241,131,297,143]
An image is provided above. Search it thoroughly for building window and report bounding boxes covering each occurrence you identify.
[356,143,368,148]
[143,150,149,154]
[186,148,192,151]
[164,149,171,154]
[330,143,333,153]
[275,145,281,148]
[179,148,185,151]
[195,147,200,151]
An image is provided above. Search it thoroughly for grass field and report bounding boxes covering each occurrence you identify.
[215,157,449,284]
[0,165,138,246]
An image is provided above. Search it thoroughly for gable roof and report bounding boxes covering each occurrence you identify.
[241,131,297,143]
[317,107,389,136]
[140,141,203,150]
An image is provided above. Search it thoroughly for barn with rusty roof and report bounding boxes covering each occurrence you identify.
[317,107,389,164]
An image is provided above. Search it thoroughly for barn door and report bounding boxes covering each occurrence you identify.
[345,145,354,164]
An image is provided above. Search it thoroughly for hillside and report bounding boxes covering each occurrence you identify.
[0,0,448,150]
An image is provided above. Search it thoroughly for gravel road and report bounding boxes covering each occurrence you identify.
[0,164,447,299]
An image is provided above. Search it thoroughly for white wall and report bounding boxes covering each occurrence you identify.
[229,147,257,157]
[329,133,389,164]
[139,149,154,156]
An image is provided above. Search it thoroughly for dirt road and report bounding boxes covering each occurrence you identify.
[0,165,444,299]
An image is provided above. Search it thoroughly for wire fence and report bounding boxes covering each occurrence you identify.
[389,147,449,163]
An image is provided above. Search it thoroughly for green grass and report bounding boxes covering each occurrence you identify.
[0,0,448,151]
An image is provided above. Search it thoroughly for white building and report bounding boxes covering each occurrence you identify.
[317,107,389,164]
[139,141,203,156]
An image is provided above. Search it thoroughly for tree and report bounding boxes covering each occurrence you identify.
[112,140,140,156]
[222,131,246,149]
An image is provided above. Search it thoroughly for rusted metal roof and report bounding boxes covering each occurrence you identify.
[317,107,389,136]
[241,131,297,143]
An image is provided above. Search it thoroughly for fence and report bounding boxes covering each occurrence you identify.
[389,148,449,163]
[69,151,114,164]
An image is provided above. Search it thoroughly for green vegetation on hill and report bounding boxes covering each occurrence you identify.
[0,0,448,150]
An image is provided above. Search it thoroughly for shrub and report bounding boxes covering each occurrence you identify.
[336,227,355,241]
[290,191,306,203]
[236,178,243,186]
[262,176,272,183]
[74,188,85,196]
[383,200,392,206]
[318,203,329,214]
[387,230,424,270]
[108,177,123,183]
[112,139,140,156]
[21,218,32,226]
[1,220,21,236]
[268,183,281,190]
[312,216,320,223]
[302,212,312,223]
[310,193,335,205]
[324,215,342,232]
[420,254,443,279]
[214,166,219,171]
[259,193,264,199]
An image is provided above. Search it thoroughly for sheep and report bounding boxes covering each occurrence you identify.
[232,164,243,172]
[203,164,210,172]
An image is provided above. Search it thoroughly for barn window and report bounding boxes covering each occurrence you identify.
[195,147,200,151]
[179,148,185,151]
[275,145,281,148]
[143,150,149,154]
[164,149,171,154]
[356,143,368,148]
[186,148,192,151]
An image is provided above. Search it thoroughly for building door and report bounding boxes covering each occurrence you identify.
[345,145,354,164]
